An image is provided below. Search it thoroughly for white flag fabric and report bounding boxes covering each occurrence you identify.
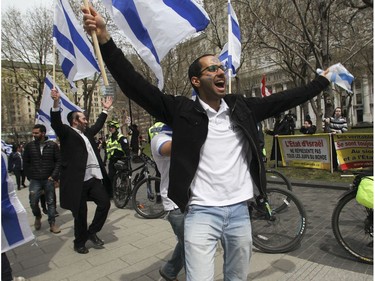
[219,2,241,76]
[1,140,13,156]
[102,0,210,90]
[2,152,34,253]
[317,63,354,93]
[36,74,83,140]
[53,0,100,91]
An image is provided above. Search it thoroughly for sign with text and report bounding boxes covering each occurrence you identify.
[333,133,373,170]
[278,134,332,170]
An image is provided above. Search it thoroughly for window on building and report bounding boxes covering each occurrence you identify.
[356,93,362,105]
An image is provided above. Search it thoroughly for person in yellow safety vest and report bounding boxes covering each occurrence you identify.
[106,121,130,193]
[148,121,170,140]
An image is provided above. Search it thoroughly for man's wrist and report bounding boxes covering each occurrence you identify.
[98,31,111,44]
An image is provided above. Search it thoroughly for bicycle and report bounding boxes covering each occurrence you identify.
[112,152,165,219]
[249,186,307,253]
[331,170,373,264]
[266,169,293,191]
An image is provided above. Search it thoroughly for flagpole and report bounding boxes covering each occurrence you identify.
[227,0,232,94]
[52,3,56,89]
[83,0,109,86]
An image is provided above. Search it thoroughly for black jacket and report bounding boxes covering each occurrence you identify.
[23,139,61,181]
[8,152,23,172]
[101,38,330,212]
[51,110,110,216]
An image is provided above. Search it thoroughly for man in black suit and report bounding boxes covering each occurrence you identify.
[50,89,112,254]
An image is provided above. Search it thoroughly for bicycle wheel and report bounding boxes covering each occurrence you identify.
[112,172,131,208]
[266,169,293,191]
[132,176,165,219]
[331,190,373,263]
[250,187,307,253]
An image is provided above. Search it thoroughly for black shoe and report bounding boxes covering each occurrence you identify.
[74,245,89,254]
[159,267,176,281]
[88,233,104,246]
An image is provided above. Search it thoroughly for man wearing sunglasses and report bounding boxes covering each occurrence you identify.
[83,6,332,281]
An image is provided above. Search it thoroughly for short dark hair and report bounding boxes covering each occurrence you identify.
[33,124,46,133]
[12,143,20,153]
[304,119,313,125]
[67,111,81,126]
[188,54,215,94]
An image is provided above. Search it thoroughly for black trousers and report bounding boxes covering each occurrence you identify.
[13,169,25,189]
[74,178,110,247]
[1,253,12,281]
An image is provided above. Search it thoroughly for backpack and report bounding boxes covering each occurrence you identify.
[356,176,374,208]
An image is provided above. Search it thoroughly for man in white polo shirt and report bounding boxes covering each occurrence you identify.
[82,6,332,280]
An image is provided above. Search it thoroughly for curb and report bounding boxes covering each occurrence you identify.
[267,178,350,190]
[290,179,350,190]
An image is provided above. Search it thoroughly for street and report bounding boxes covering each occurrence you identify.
[6,175,373,280]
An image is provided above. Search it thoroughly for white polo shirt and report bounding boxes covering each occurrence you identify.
[188,98,254,206]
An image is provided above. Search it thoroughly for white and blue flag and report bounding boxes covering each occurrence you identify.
[36,74,83,140]
[102,0,210,90]
[53,0,100,91]
[1,140,13,156]
[317,63,354,93]
[219,1,241,77]
[2,152,34,253]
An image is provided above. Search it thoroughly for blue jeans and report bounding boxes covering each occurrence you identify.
[162,209,185,278]
[29,179,56,224]
[184,202,252,281]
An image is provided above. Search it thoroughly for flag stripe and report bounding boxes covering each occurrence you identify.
[53,25,76,59]
[53,0,99,84]
[103,0,210,89]
[219,2,241,76]
[164,0,210,31]
[1,156,25,245]
[113,0,160,64]
[230,5,241,41]
[36,74,83,139]
[44,78,80,112]
[60,4,99,71]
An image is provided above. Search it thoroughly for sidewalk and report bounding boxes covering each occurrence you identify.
[6,177,372,281]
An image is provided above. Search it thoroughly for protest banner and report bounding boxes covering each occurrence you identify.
[333,133,373,170]
[278,134,332,171]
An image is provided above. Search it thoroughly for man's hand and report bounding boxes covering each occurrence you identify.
[51,88,61,108]
[102,96,113,111]
[82,5,110,44]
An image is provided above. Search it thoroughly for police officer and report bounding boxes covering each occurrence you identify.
[106,121,130,191]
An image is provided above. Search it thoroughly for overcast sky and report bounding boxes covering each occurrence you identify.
[2,0,53,13]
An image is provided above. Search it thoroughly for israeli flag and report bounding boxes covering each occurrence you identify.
[36,74,83,140]
[1,140,13,156]
[2,152,34,253]
[102,0,210,90]
[53,0,100,91]
[317,63,354,93]
[219,2,241,76]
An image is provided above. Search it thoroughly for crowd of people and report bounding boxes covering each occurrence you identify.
[2,5,348,280]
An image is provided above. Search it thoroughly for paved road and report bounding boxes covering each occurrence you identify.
[6,175,373,280]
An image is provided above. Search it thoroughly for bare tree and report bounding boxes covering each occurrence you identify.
[241,0,372,131]
[1,7,54,113]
